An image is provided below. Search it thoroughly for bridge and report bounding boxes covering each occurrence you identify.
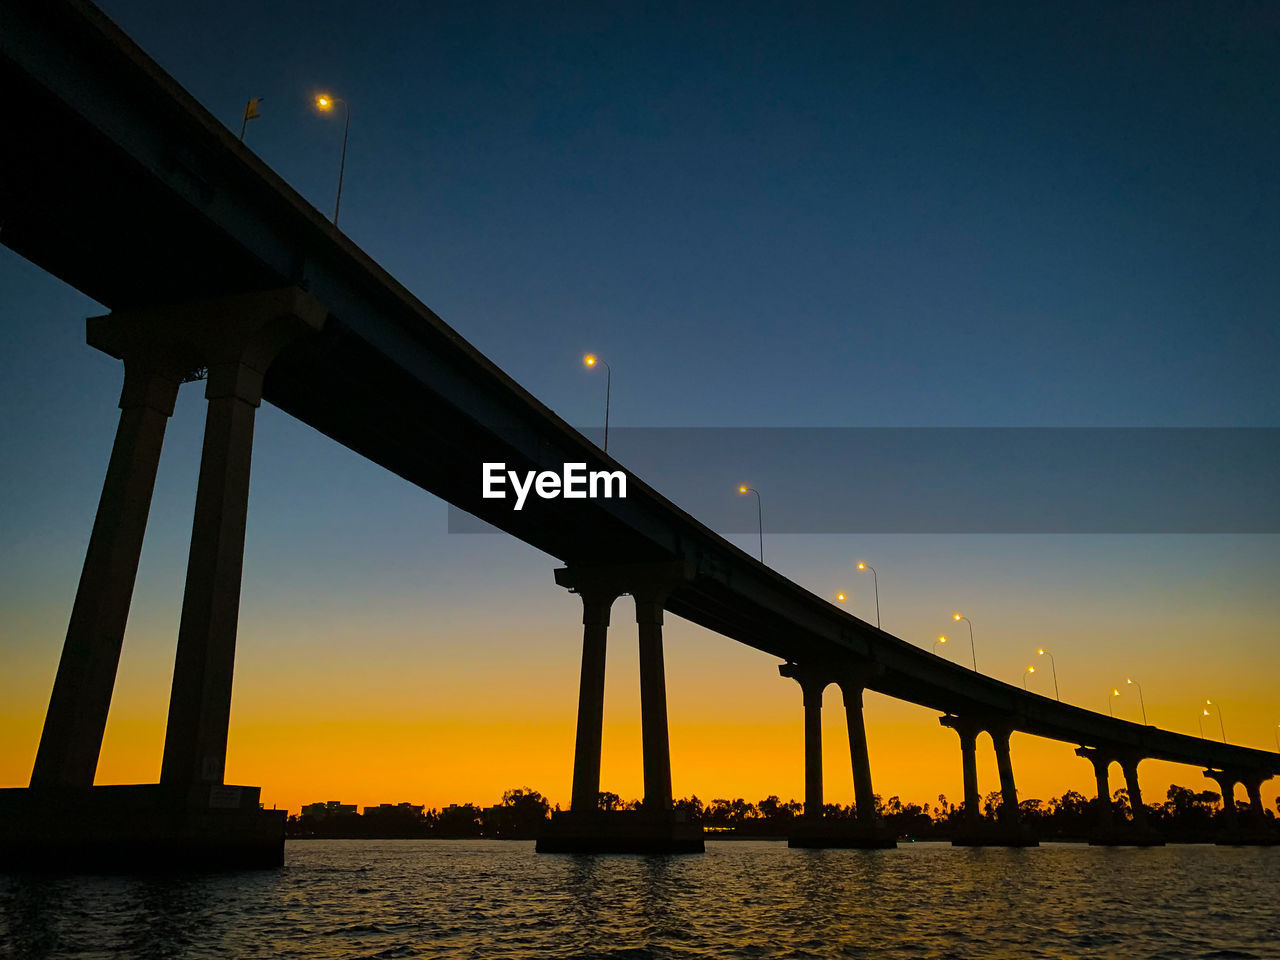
[1,0,1276,867]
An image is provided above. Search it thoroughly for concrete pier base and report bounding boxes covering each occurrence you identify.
[0,784,284,872]
[787,819,897,849]
[536,810,704,854]
[950,823,1039,847]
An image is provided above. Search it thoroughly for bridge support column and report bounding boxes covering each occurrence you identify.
[159,293,327,790]
[1121,758,1147,828]
[539,561,701,853]
[634,588,673,814]
[1206,769,1238,832]
[30,358,183,791]
[839,682,876,826]
[1075,747,1114,832]
[940,715,982,827]
[991,727,1020,826]
[2,289,323,872]
[1206,770,1276,845]
[1243,777,1266,826]
[1076,749,1161,845]
[778,664,827,819]
[781,665,894,848]
[941,716,1036,847]
[568,591,617,813]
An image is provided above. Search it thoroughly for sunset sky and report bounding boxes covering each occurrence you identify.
[2,0,1277,815]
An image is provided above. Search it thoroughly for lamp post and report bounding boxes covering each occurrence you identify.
[1108,688,1120,718]
[1205,699,1226,742]
[952,613,976,671]
[738,486,763,562]
[934,635,949,656]
[1198,710,1206,739]
[315,93,350,225]
[857,562,880,629]
[1125,677,1147,725]
[1023,665,1035,690]
[1036,648,1059,700]
[583,354,611,452]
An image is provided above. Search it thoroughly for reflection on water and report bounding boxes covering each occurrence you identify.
[3,840,1278,959]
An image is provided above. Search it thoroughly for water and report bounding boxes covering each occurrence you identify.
[2,840,1277,959]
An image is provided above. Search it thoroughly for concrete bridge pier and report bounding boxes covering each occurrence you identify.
[1074,747,1160,844]
[1206,769,1239,832]
[1121,759,1148,830]
[991,727,1020,826]
[940,715,982,829]
[773,660,896,849]
[29,358,183,792]
[942,716,1036,847]
[782,665,895,848]
[1243,777,1267,826]
[0,289,325,871]
[538,561,703,853]
[1075,747,1114,834]
[777,664,827,819]
[839,680,878,828]
[635,587,674,815]
[1207,769,1277,845]
[567,590,618,813]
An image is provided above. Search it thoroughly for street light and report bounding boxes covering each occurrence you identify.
[1108,688,1120,718]
[952,613,976,671]
[1198,709,1207,739]
[582,354,611,452]
[934,635,949,655]
[857,562,880,629]
[1205,699,1226,742]
[835,592,847,604]
[738,486,763,562]
[1125,677,1148,725]
[1036,648,1060,700]
[1023,665,1035,690]
[314,93,351,225]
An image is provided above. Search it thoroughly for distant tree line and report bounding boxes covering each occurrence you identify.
[287,784,1276,842]
[288,788,553,840]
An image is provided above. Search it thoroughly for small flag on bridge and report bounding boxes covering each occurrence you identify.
[239,97,263,140]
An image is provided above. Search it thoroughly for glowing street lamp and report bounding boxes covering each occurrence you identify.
[738,486,763,562]
[835,592,847,604]
[314,93,351,225]
[1198,709,1207,739]
[1274,724,1279,752]
[1107,687,1120,718]
[1023,665,1036,690]
[582,354,611,452]
[1036,648,1060,700]
[856,562,880,629]
[1205,699,1226,742]
[951,613,976,671]
[933,635,949,655]
[1125,677,1148,725]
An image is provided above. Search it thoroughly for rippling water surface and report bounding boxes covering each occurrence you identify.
[3,840,1278,959]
